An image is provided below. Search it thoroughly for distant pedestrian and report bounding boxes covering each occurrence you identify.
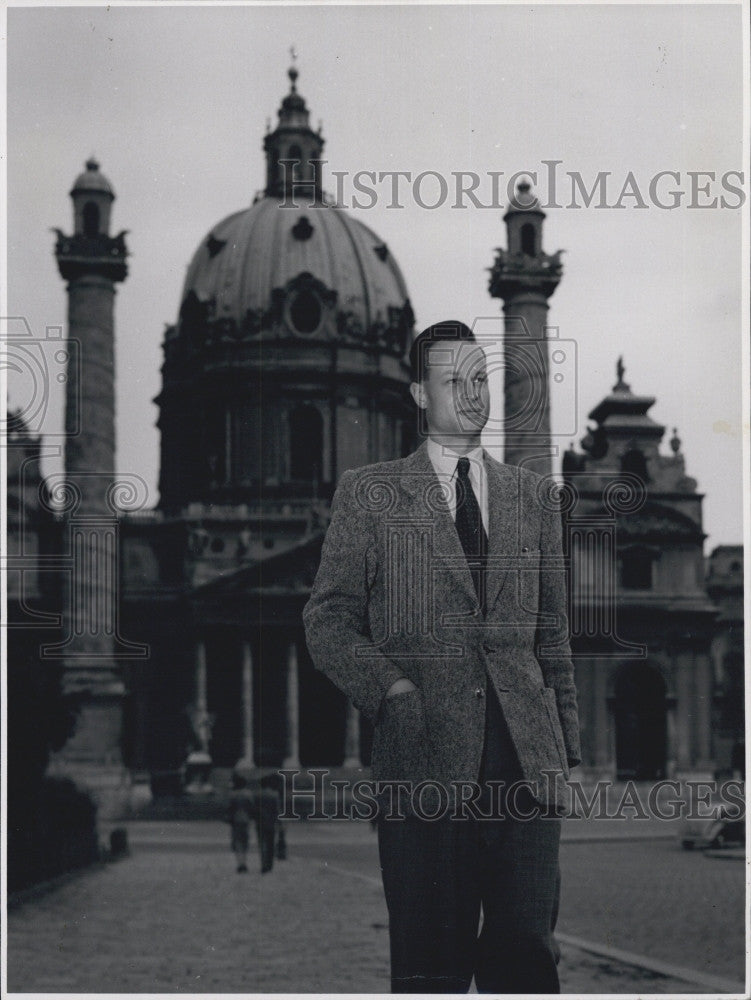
[255,785,280,874]
[226,773,255,873]
[257,771,287,871]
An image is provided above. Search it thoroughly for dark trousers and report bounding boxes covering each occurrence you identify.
[377,686,562,994]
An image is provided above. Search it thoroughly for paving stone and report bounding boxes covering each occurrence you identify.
[6,818,743,994]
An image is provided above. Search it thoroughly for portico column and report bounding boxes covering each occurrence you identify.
[694,652,713,772]
[185,638,213,793]
[283,640,300,768]
[240,640,255,768]
[343,701,361,768]
[194,639,209,752]
[675,653,692,770]
[666,697,678,778]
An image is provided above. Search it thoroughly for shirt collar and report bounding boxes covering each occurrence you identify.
[426,437,485,482]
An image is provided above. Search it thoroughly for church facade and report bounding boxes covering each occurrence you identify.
[561,369,735,779]
[120,66,416,785]
[7,67,744,809]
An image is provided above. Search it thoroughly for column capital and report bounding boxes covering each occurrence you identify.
[489,248,563,301]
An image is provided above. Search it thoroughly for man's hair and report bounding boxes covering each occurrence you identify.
[408,320,476,383]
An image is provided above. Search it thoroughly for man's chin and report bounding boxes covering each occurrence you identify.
[448,419,489,436]
[433,432,483,444]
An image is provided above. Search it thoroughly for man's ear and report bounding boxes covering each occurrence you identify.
[409,381,427,410]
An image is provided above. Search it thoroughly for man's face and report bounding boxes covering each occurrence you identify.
[410,340,490,439]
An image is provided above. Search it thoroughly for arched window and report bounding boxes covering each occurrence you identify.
[289,405,323,483]
[288,144,303,182]
[204,402,231,486]
[289,290,322,334]
[179,291,209,349]
[521,223,536,256]
[83,202,100,237]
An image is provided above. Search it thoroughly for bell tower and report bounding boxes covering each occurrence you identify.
[489,179,563,476]
[263,58,325,203]
[53,159,129,802]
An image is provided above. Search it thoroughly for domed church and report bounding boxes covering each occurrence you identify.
[119,66,416,783]
[9,64,741,813]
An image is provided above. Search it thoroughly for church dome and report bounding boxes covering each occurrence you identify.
[157,64,416,513]
[178,199,412,346]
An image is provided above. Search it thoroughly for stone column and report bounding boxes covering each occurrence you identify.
[666,695,678,777]
[49,162,134,817]
[488,181,561,478]
[184,639,213,793]
[195,640,208,735]
[675,653,692,770]
[239,640,255,769]
[58,262,124,764]
[53,510,123,760]
[283,640,300,768]
[694,651,713,772]
[343,701,361,768]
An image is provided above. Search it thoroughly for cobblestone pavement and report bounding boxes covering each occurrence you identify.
[558,838,746,985]
[6,819,746,994]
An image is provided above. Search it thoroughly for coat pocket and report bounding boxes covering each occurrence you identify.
[541,687,570,779]
[372,688,427,783]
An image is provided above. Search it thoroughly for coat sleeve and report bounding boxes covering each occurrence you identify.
[303,469,405,722]
[535,495,581,768]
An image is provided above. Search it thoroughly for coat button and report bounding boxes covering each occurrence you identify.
[475,688,484,699]
[521,545,529,553]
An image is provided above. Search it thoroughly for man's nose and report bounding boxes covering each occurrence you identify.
[467,379,484,401]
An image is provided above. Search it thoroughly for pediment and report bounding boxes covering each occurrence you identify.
[189,532,325,603]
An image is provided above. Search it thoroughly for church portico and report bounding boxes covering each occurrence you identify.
[185,626,361,774]
[185,542,364,774]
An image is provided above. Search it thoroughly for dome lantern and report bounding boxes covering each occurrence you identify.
[263,60,325,203]
[70,157,115,237]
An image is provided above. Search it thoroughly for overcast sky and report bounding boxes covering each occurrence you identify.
[7,1,746,550]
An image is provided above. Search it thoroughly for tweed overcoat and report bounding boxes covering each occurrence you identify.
[303,441,581,806]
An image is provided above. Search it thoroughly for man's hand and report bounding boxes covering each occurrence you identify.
[385,678,418,698]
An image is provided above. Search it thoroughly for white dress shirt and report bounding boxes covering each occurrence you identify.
[426,438,489,535]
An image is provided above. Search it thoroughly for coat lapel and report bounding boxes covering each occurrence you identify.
[483,451,519,615]
[399,441,478,609]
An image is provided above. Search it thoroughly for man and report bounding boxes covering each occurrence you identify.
[303,321,580,993]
